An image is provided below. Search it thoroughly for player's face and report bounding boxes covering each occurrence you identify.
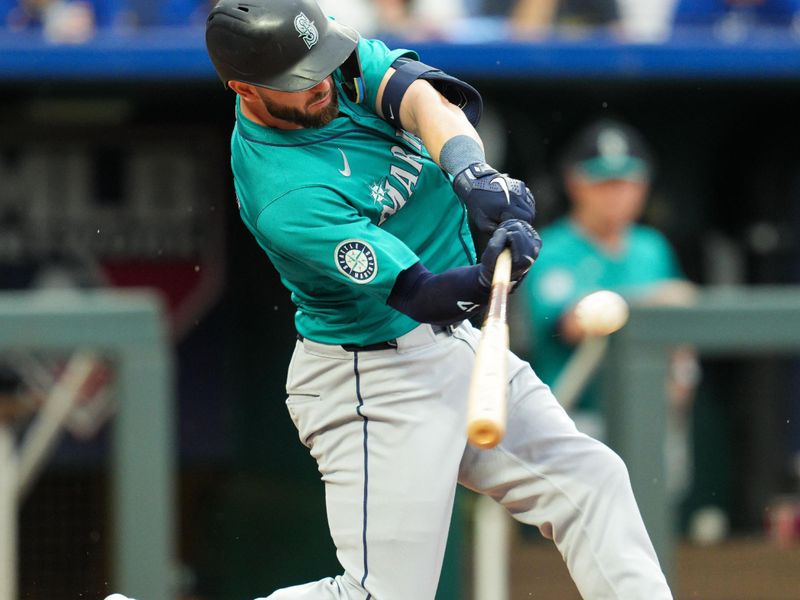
[256,77,339,129]
[568,174,649,232]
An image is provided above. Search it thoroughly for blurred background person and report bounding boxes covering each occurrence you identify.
[317,0,389,36]
[2,0,95,40]
[361,0,622,40]
[321,0,466,39]
[511,0,684,41]
[672,0,800,35]
[123,0,211,27]
[616,0,679,40]
[509,0,621,35]
[1,0,212,32]
[515,118,699,498]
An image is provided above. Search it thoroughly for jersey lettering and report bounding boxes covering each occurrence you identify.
[378,180,407,224]
[396,129,423,152]
[390,145,423,171]
[374,144,425,225]
[389,165,418,196]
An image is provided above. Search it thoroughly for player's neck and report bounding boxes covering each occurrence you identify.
[240,97,304,130]
[571,213,625,253]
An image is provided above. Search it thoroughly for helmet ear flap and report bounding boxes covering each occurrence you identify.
[340,49,365,104]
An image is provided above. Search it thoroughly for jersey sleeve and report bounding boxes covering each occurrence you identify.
[521,260,571,335]
[355,37,418,115]
[256,187,420,301]
[654,234,684,280]
[636,228,685,283]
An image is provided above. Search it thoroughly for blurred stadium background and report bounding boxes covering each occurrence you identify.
[1,1,800,599]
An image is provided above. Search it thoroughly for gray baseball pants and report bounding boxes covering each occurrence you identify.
[261,321,672,600]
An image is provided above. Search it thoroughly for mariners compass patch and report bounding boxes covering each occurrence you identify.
[335,239,377,284]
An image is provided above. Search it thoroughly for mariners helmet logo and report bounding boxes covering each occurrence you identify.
[335,240,377,284]
[294,12,318,49]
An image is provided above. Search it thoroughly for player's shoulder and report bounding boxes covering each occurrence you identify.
[249,182,343,221]
[538,217,582,249]
[628,223,672,248]
[231,128,342,208]
[354,35,418,67]
[626,224,678,265]
[348,36,418,112]
[527,219,583,281]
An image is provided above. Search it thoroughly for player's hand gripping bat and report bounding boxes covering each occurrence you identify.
[466,248,512,449]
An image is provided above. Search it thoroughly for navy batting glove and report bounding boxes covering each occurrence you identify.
[452,162,536,233]
[479,219,542,290]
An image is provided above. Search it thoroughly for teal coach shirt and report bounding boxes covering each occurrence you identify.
[521,217,683,412]
[231,36,476,346]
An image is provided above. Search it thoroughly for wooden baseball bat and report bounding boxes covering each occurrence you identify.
[467,248,512,449]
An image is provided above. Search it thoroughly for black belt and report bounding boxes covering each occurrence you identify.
[297,324,454,352]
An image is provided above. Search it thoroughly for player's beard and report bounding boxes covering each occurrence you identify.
[262,86,340,129]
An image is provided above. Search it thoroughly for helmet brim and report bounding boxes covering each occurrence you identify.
[254,21,359,92]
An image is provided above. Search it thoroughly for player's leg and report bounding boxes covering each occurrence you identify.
[264,329,471,600]
[256,574,364,600]
[455,323,673,600]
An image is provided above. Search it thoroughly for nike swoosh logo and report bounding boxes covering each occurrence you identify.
[338,148,351,177]
[388,104,395,120]
[491,176,511,204]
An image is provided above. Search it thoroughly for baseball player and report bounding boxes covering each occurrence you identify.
[205,1,673,598]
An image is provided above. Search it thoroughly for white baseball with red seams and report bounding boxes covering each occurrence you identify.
[575,290,630,336]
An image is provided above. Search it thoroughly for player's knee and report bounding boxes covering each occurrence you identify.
[584,440,630,487]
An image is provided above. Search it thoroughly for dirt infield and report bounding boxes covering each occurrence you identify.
[511,535,800,599]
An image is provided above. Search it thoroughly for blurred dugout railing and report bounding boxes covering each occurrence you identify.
[0,289,176,600]
[473,286,800,599]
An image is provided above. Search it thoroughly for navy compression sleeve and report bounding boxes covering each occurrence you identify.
[387,262,490,325]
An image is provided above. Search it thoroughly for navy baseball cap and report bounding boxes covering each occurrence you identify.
[563,120,652,182]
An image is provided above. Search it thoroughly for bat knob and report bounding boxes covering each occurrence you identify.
[468,419,503,449]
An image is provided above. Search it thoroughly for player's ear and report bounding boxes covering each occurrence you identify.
[229,80,258,101]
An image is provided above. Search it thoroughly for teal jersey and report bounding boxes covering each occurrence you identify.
[231,36,476,345]
[521,217,683,411]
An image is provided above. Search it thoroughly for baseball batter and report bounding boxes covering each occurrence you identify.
[205,1,673,598]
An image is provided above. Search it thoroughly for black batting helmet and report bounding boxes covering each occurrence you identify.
[205,0,359,91]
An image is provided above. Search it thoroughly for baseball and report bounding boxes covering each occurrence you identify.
[574,290,629,336]
[104,595,132,600]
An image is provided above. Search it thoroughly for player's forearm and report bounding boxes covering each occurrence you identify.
[388,222,539,324]
[400,80,483,167]
[387,262,489,325]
